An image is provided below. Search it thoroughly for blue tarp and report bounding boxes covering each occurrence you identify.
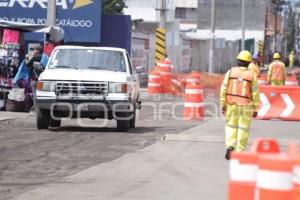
[100,15,132,55]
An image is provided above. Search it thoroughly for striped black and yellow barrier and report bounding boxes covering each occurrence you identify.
[155,28,166,63]
[258,40,264,64]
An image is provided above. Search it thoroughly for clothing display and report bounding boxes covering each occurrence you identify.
[0,29,21,110]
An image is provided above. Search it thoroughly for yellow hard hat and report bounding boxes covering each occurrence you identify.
[237,50,252,62]
[273,52,281,59]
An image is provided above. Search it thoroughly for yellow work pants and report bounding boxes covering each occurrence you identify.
[225,104,254,152]
[270,80,285,86]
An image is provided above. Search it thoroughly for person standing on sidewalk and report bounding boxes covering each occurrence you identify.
[220,50,260,160]
[267,52,286,86]
[26,44,48,111]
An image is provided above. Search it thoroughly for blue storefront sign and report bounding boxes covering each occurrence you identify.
[0,0,101,43]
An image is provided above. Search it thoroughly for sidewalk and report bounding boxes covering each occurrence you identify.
[13,119,300,200]
[0,111,33,121]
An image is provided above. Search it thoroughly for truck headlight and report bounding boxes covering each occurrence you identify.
[109,83,128,93]
[37,81,56,92]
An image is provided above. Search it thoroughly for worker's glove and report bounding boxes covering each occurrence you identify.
[253,112,258,118]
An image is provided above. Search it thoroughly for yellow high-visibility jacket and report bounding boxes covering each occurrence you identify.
[248,62,260,77]
[220,67,260,110]
[267,60,286,86]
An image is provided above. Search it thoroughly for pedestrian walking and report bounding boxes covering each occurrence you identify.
[220,50,260,160]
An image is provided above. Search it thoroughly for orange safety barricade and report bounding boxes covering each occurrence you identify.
[257,85,300,121]
[148,71,161,94]
[256,154,294,200]
[286,75,299,86]
[258,75,268,85]
[228,138,280,200]
[183,84,204,120]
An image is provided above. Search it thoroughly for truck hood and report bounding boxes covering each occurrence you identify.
[39,69,130,82]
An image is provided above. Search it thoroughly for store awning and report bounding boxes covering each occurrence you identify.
[0,20,64,42]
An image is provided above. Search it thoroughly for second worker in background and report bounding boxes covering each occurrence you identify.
[267,52,287,86]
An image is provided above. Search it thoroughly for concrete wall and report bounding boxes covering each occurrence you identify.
[189,39,240,73]
[197,0,268,30]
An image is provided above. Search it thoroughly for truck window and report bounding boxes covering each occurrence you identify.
[48,49,127,72]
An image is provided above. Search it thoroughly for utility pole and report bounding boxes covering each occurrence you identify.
[159,0,167,28]
[274,9,278,52]
[47,0,56,26]
[208,0,216,74]
[263,5,269,66]
[241,0,245,50]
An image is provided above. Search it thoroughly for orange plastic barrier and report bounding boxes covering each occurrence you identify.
[183,84,204,120]
[228,138,280,200]
[286,75,299,86]
[257,85,300,121]
[148,71,161,94]
[257,154,293,200]
[258,75,268,85]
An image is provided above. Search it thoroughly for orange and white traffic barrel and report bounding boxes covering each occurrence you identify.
[288,142,300,200]
[148,71,161,94]
[158,59,172,84]
[228,138,280,200]
[183,84,204,120]
[256,154,294,200]
[186,73,200,86]
[228,152,258,200]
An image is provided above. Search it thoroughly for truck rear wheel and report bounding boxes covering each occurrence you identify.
[37,109,50,129]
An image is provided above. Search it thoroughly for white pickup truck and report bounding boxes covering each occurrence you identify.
[36,46,141,132]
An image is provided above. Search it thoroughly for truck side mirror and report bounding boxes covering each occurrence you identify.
[136,66,145,74]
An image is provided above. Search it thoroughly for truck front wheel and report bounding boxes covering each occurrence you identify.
[37,109,50,129]
[116,112,130,132]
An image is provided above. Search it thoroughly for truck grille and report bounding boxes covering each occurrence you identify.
[56,81,108,96]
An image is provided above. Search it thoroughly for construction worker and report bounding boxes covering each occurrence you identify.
[220,50,260,160]
[289,50,295,68]
[267,52,286,86]
[248,53,261,77]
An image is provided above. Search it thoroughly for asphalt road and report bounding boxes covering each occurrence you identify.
[0,92,203,200]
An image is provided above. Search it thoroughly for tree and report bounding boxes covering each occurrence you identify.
[102,0,127,15]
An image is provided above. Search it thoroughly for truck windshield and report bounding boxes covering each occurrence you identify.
[48,49,127,72]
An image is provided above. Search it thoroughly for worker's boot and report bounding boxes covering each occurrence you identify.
[225,146,235,160]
